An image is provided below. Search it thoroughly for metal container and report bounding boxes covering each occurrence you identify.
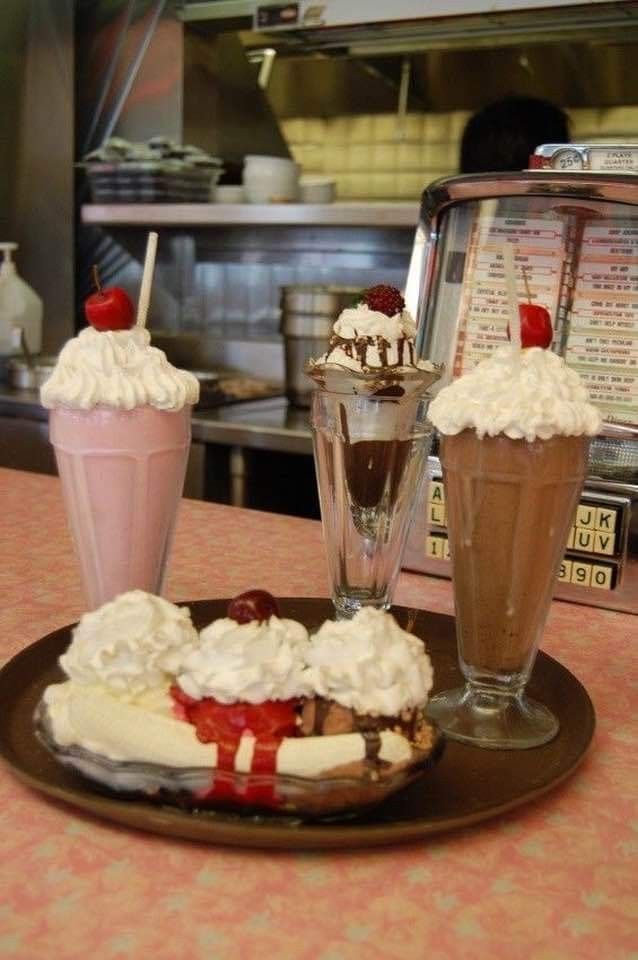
[280,285,360,407]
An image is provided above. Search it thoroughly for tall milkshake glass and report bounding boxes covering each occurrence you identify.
[426,344,601,749]
[428,430,590,748]
[41,243,199,610]
[49,404,192,609]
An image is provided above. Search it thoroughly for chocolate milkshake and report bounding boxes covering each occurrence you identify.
[306,285,441,618]
[441,430,589,677]
[427,340,601,749]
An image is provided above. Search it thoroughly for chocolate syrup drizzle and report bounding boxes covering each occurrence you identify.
[324,333,415,371]
[304,699,392,770]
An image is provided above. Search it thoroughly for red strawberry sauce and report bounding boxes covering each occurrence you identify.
[170,685,300,807]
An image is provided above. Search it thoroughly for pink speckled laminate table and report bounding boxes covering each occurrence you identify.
[0,467,636,960]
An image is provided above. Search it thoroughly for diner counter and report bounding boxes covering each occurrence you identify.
[0,467,636,959]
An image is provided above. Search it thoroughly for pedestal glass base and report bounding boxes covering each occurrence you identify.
[426,685,559,750]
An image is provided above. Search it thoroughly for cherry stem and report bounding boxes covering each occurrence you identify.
[91,264,102,294]
[521,264,532,303]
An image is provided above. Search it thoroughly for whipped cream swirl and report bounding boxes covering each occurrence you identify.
[303,608,433,717]
[60,590,199,698]
[177,616,312,704]
[334,304,416,341]
[41,326,200,411]
[313,302,433,373]
[428,345,602,442]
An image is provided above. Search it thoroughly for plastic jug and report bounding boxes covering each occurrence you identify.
[0,242,43,359]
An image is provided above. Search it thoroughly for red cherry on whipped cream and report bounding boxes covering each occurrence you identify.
[518,303,553,348]
[227,589,279,624]
[85,264,135,332]
[507,303,553,349]
[361,284,405,318]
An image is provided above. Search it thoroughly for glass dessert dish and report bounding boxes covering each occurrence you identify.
[34,700,443,819]
[35,590,442,819]
[306,363,441,620]
[305,283,442,619]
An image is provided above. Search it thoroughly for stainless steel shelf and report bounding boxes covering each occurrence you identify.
[81,202,420,228]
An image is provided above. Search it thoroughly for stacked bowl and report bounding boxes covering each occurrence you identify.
[243,155,300,203]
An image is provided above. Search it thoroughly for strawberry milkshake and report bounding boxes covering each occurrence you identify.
[41,276,199,609]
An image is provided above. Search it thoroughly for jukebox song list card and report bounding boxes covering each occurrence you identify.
[452,210,566,377]
[565,221,638,424]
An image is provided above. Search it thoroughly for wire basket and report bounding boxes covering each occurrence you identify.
[82,137,223,203]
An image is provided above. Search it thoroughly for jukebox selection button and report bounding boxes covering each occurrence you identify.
[574,528,595,552]
[576,504,597,529]
[568,499,623,557]
[429,503,447,526]
[571,560,592,586]
[425,533,450,561]
[429,479,445,505]
[428,479,447,527]
[595,506,618,533]
[590,563,616,590]
[558,559,573,583]
[594,531,615,556]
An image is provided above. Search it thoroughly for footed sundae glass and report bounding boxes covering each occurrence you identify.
[307,364,440,618]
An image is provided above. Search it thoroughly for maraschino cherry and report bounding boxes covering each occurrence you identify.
[84,265,135,331]
[517,302,553,348]
[507,266,553,348]
[227,589,279,624]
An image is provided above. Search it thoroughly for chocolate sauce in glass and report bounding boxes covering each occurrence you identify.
[342,438,412,510]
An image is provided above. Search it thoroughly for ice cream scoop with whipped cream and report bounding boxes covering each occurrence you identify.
[176,612,311,704]
[43,591,209,767]
[59,589,199,697]
[38,590,439,810]
[310,284,434,375]
[429,344,601,442]
[41,325,199,412]
[304,607,433,716]
[300,608,434,741]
